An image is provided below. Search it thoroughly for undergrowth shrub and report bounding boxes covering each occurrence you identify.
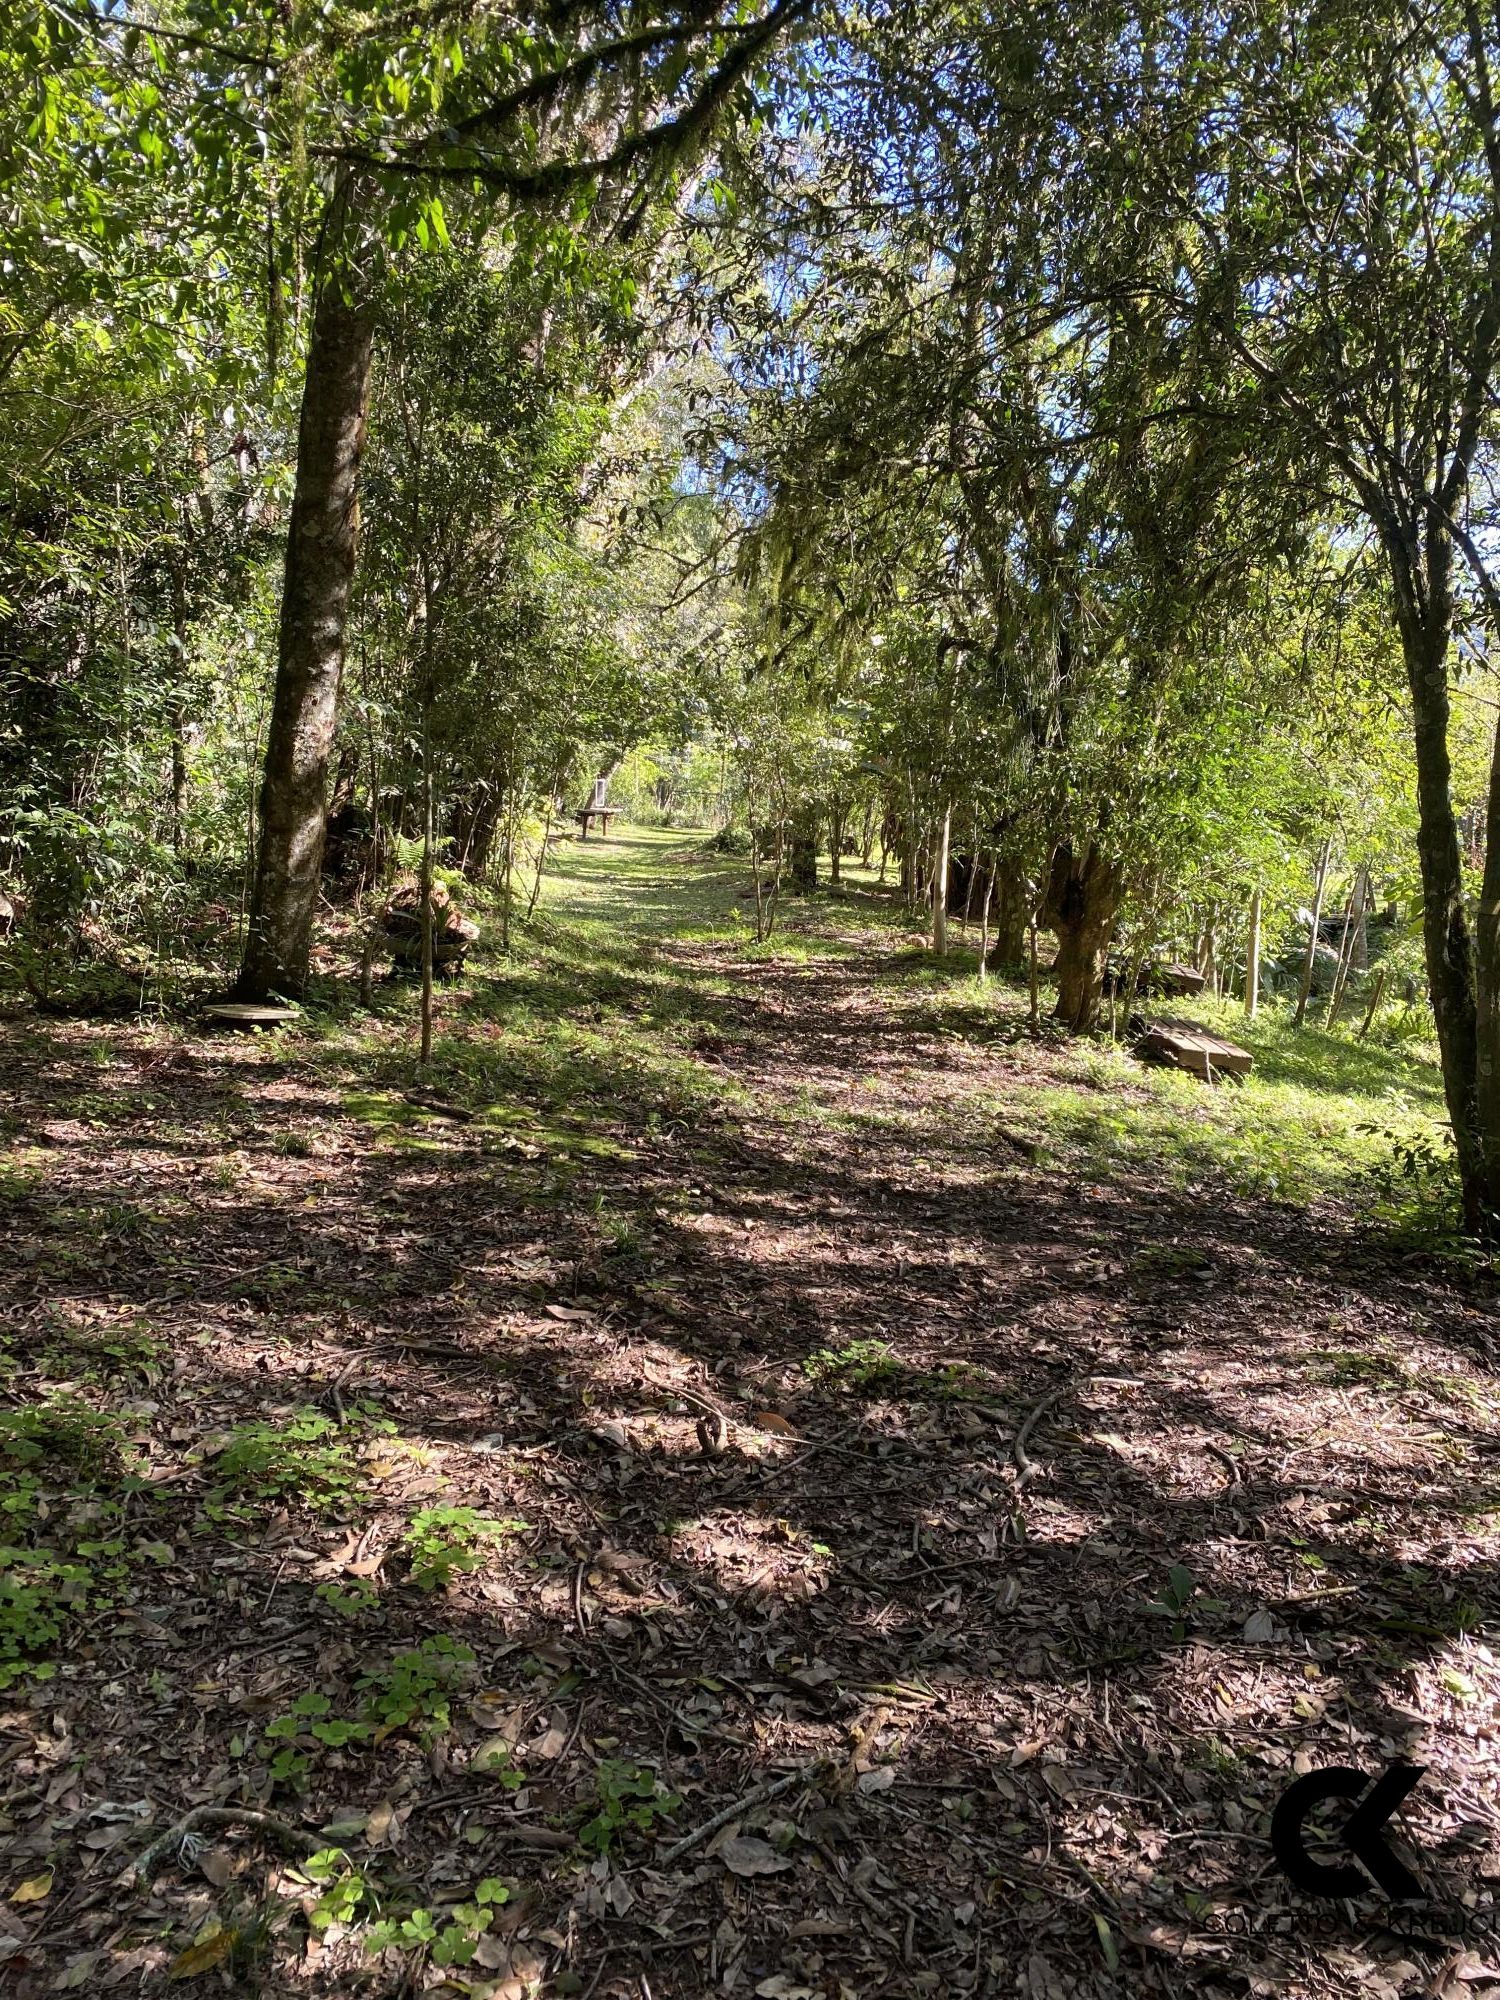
[207,1405,392,1519]
[0,1396,159,1688]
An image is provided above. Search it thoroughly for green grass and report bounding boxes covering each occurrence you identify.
[950,987,1447,1211]
[301,829,755,1133]
[283,823,1458,1243]
[301,827,930,1176]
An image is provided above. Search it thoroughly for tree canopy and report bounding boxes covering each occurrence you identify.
[5,0,1500,1215]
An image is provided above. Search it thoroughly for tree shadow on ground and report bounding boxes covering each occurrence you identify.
[0,877,1496,1999]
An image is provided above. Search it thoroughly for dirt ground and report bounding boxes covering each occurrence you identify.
[2,831,1499,1999]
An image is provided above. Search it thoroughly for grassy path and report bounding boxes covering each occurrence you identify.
[1,825,1497,1998]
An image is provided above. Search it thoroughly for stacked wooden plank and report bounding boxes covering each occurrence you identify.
[1157,961,1207,996]
[1139,1021,1253,1080]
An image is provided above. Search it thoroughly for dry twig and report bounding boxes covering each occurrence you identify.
[652,1763,825,1867]
[130,1804,322,1886]
[1013,1382,1071,1488]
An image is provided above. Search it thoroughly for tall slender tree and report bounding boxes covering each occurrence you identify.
[231,0,811,997]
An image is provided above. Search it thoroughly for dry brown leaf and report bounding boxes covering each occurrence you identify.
[719,1835,793,1877]
[167,1930,236,1981]
[751,1411,799,1437]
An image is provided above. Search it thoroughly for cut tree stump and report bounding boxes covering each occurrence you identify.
[1139,1020,1253,1081]
[383,881,479,971]
[200,1001,301,1031]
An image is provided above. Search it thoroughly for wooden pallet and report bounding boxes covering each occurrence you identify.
[1157,961,1207,995]
[1140,1022,1252,1080]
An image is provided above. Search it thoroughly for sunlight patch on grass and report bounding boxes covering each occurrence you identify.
[970,1001,1444,1206]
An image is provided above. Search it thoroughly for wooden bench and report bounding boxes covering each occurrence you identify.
[574,806,619,839]
[1140,1021,1253,1081]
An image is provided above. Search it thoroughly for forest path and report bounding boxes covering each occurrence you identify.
[1,826,1498,1997]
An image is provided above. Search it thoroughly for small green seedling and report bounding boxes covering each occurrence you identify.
[1148,1562,1226,1641]
[367,1879,510,1967]
[208,1406,391,1519]
[401,1506,527,1591]
[578,1760,680,1854]
[300,1848,368,1932]
[803,1338,901,1389]
[358,1635,476,1743]
[262,1691,373,1783]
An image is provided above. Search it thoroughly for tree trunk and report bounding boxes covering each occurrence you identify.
[452,783,504,883]
[977,860,995,984]
[1358,964,1387,1040]
[358,899,380,1009]
[1326,865,1367,1026]
[764,822,786,937]
[1391,536,1484,1227]
[932,805,951,956]
[1045,841,1123,1032]
[988,868,1029,968]
[526,787,554,920]
[235,167,377,1000]
[419,712,435,1072]
[1350,862,1370,971]
[788,811,817,892]
[164,540,196,856]
[1245,887,1262,1021]
[750,821,766,942]
[1470,698,1500,1229]
[1292,836,1332,1028]
[170,719,189,856]
[499,797,517,952]
[1197,913,1218,995]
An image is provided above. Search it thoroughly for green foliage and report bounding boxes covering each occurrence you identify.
[300,1849,369,1934]
[207,1406,391,1518]
[250,1638,477,1789]
[400,1505,527,1591]
[0,1396,129,1480]
[0,1547,87,1689]
[802,1337,900,1389]
[365,1877,509,1967]
[0,0,766,996]
[357,1636,477,1744]
[0,1397,145,1687]
[578,1760,680,1854]
[262,1692,374,1785]
[38,1318,161,1386]
[1147,1563,1227,1643]
[315,1577,380,1620]
[1357,1120,1487,1268]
